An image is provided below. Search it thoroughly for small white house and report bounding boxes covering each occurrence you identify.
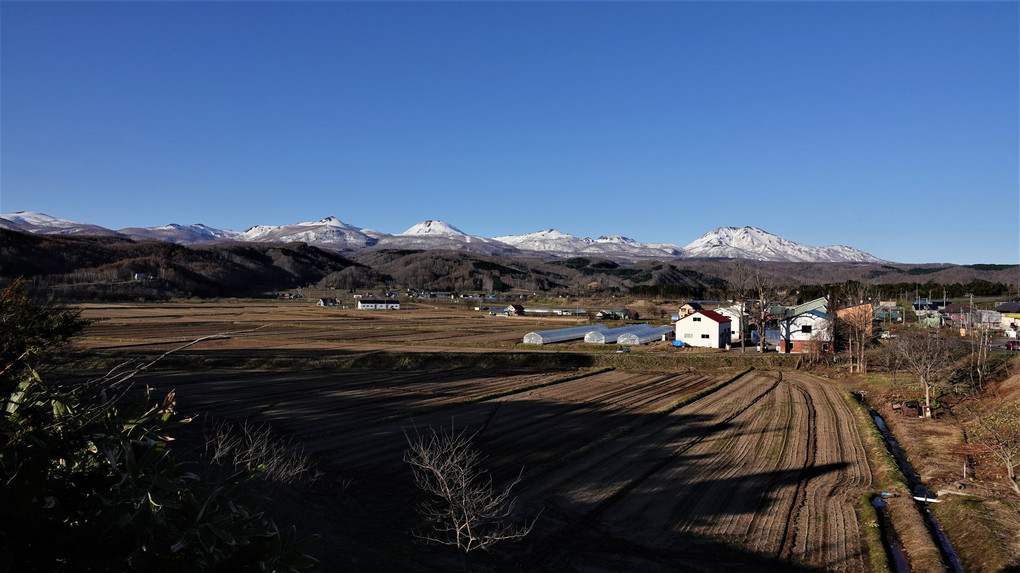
[675,310,732,348]
[713,304,747,343]
[357,299,400,310]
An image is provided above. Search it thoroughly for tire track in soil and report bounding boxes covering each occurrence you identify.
[526,371,784,566]
[795,377,871,572]
[777,377,816,562]
[475,372,721,480]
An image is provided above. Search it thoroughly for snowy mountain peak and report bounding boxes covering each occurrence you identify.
[595,235,637,245]
[298,216,358,229]
[495,230,682,260]
[683,227,883,263]
[400,220,466,237]
[2,212,884,263]
[3,211,82,227]
[0,211,120,236]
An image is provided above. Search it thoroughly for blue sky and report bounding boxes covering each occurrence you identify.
[2,1,1017,264]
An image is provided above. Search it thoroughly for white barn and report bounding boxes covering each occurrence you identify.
[524,324,608,345]
[675,310,732,348]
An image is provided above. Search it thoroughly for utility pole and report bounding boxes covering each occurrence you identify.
[966,292,974,330]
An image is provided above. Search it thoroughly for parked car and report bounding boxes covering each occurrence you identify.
[1006,340,1020,352]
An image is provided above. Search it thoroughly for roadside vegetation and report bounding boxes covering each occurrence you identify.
[0,280,319,571]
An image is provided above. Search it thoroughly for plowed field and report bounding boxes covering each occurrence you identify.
[140,366,873,571]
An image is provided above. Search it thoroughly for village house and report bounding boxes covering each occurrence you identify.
[874,301,902,322]
[766,297,833,354]
[835,303,874,337]
[677,302,704,320]
[779,310,833,353]
[941,303,973,326]
[316,297,338,307]
[713,304,747,343]
[675,310,731,348]
[506,304,525,316]
[595,308,632,320]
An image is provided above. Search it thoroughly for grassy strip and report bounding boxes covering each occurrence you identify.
[859,491,892,573]
[469,367,616,402]
[844,391,904,573]
[844,392,903,490]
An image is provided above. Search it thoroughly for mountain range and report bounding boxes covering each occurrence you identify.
[0,211,885,263]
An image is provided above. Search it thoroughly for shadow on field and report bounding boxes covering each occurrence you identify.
[134,367,850,573]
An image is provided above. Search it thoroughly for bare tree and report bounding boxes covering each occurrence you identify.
[747,266,785,353]
[727,260,752,353]
[964,400,1020,496]
[892,328,955,417]
[404,425,537,570]
[971,323,993,392]
[835,282,874,373]
[204,419,322,486]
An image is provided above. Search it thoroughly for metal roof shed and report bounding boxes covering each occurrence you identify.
[617,326,675,345]
[584,324,654,344]
[524,324,608,345]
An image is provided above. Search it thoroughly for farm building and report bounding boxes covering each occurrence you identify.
[585,325,655,344]
[506,304,526,316]
[524,324,608,345]
[1002,313,1020,333]
[874,302,902,321]
[835,303,874,337]
[595,308,632,320]
[356,299,400,310]
[713,304,747,342]
[676,310,732,348]
[316,298,338,307]
[778,309,833,354]
[618,325,674,345]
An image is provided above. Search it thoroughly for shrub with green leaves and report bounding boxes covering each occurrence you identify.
[0,279,317,571]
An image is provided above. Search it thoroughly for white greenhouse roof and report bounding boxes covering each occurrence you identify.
[523,324,608,345]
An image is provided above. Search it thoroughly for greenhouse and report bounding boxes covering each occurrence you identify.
[584,324,656,344]
[617,325,675,345]
[523,324,608,345]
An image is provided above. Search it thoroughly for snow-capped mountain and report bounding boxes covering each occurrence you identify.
[494,229,596,254]
[118,223,239,244]
[237,216,378,250]
[585,236,684,259]
[0,211,123,237]
[494,230,684,260]
[399,220,466,237]
[682,227,884,263]
[379,220,520,256]
[0,212,885,263]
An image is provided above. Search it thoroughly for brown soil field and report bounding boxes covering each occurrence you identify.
[129,365,875,572]
[76,302,879,571]
[76,301,585,355]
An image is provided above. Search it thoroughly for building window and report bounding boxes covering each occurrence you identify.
[701,334,710,339]
[693,317,701,322]
[684,333,693,338]
[802,325,812,334]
